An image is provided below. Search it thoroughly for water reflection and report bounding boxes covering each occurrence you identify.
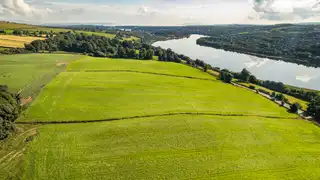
[153,35,320,90]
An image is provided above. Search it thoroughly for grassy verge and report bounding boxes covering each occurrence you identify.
[236,81,309,110]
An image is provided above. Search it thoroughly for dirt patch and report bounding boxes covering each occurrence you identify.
[20,96,33,106]
[56,62,69,67]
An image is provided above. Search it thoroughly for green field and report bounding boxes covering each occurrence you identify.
[76,31,116,39]
[0,54,82,98]
[22,115,320,179]
[3,56,320,179]
[19,57,294,122]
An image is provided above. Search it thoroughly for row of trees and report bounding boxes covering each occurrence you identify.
[228,68,320,119]
[231,68,319,103]
[0,85,21,140]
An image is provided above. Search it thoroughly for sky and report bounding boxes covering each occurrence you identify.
[0,0,319,25]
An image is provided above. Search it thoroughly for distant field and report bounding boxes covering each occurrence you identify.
[22,115,320,179]
[0,54,82,98]
[0,22,39,29]
[19,57,294,122]
[76,31,116,39]
[0,21,70,33]
[0,35,45,48]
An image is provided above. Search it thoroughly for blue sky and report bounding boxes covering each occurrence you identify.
[1,0,319,25]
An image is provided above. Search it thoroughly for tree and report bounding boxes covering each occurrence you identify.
[204,64,209,72]
[290,103,301,113]
[240,68,251,82]
[0,85,21,140]
[275,93,285,101]
[307,97,320,121]
[249,75,258,84]
[219,71,233,83]
[145,49,154,60]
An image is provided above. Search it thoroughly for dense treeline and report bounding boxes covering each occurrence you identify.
[0,85,21,140]
[231,68,319,103]
[23,32,187,62]
[195,25,320,67]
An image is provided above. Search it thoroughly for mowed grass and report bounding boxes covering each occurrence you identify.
[0,35,45,48]
[19,58,295,122]
[22,115,320,179]
[0,54,82,98]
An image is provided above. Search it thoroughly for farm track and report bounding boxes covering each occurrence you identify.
[17,112,300,125]
[68,69,218,82]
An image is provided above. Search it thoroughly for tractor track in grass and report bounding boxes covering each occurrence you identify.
[67,69,218,82]
[17,112,300,125]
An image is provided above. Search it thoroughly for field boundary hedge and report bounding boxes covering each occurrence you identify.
[17,112,300,125]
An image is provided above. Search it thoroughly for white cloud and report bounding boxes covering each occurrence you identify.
[0,0,319,25]
[250,0,320,21]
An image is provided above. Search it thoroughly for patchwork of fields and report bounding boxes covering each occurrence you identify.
[2,56,320,179]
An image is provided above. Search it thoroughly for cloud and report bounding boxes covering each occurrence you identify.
[250,0,320,21]
[0,0,51,17]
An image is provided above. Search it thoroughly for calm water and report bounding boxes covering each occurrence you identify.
[153,35,320,90]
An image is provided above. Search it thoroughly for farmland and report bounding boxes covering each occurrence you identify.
[0,54,82,98]
[19,57,294,122]
[3,56,320,179]
[22,115,320,179]
[0,35,45,48]
[0,22,139,42]
[0,21,71,33]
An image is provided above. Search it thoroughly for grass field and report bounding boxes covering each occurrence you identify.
[0,125,38,180]
[237,81,309,110]
[0,21,71,33]
[21,115,320,179]
[76,31,116,39]
[0,35,45,48]
[0,54,82,98]
[3,56,320,179]
[19,57,294,122]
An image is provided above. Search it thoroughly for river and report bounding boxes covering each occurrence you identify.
[153,35,320,90]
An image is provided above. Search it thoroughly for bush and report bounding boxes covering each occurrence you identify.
[249,85,255,90]
[258,89,271,96]
[290,103,301,113]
